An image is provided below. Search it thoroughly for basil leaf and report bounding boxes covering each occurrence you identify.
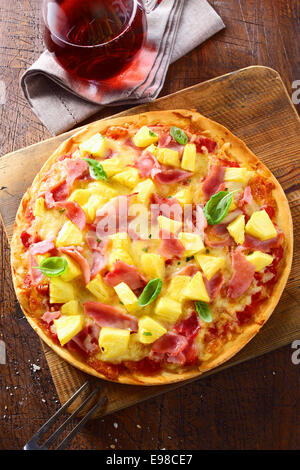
[149,130,158,138]
[34,257,67,277]
[170,126,188,145]
[138,278,162,307]
[143,332,152,336]
[204,190,235,225]
[195,301,212,323]
[84,158,108,181]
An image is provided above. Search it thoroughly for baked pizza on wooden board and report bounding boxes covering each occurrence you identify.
[11,110,293,385]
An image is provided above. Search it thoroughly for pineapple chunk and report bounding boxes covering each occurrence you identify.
[158,215,182,234]
[195,254,225,280]
[83,194,105,222]
[109,249,134,268]
[228,198,237,212]
[245,210,277,241]
[246,251,273,272]
[227,214,245,245]
[61,300,82,315]
[54,315,84,346]
[35,254,49,265]
[56,221,83,247]
[141,253,165,279]
[109,232,131,251]
[181,143,197,172]
[79,133,108,158]
[145,144,158,156]
[99,327,130,360]
[49,278,75,304]
[154,297,182,323]
[33,197,46,217]
[68,189,92,207]
[182,272,210,302]
[114,282,139,312]
[138,316,167,344]
[133,126,158,147]
[100,157,125,177]
[156,148,180,167]
[87,181,118,199]
[167,275,191,302]
[60,254,82,282]
[111,168,141,189]
[173,188,192,206]
[134,179,156,206]
[86,275,113,302]
[224,167,254,184]
[178,232,205,256]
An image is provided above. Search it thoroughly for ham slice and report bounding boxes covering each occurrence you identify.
[134,153,161,178]
[51,180,69,203]
[86,234,103,252]
[55,200,86,230]
[44,158,88,209]
[202,166,225,199]
[66,158,89,187]
[243,232,283,253]
[150,332,188,364]
[45,180,69,208]
[195,205,208,236]
[95,195,132,236]
[221,209,243,225]
[59,246,91,285]
[90,251,107,278]
[157,131,184,153]
[70,325,100,355]
[42,310,61,325]
[158,234,185,259]
[173,313,201,365]
[227,251,255,299]
[158,131,172,147]
[104,261,147,290]
[184,205,207,238]
[171,264,199,278]
[204,224,233,248]
[151,194,182,222]
[30,238,54,255]
[86,234,108,278]
[154,169,192,185]
[204,272,225,300]
[174,311,200,340]
[240,186,253,205]
[84,301,138,331]
[29,238,55,285]
[29,253,44,285]
[151,332,188,356]
[158,134,183,153]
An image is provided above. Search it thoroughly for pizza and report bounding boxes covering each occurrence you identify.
[11,110,293,385]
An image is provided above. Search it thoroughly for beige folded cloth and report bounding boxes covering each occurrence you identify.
[21,0,224,135]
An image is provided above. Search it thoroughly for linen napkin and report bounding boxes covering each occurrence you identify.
[21,0,225,135]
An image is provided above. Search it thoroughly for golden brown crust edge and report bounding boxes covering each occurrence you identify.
[11,109,293,385]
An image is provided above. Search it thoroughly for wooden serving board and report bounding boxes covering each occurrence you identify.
[1,66,300,418]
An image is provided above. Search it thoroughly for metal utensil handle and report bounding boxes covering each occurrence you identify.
[141,0,162,14]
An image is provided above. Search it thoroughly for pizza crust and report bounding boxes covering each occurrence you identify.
[11,110,293,385]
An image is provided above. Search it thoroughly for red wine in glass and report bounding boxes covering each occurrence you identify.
[43,0,147,81]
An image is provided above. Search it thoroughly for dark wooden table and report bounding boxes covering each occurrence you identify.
[0,0,299,450]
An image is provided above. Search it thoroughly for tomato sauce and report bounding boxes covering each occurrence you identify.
[105,126,129,140]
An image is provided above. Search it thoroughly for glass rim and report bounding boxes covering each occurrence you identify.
[42,0,138,49]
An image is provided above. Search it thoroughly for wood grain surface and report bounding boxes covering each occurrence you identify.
[0,0,300,450]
